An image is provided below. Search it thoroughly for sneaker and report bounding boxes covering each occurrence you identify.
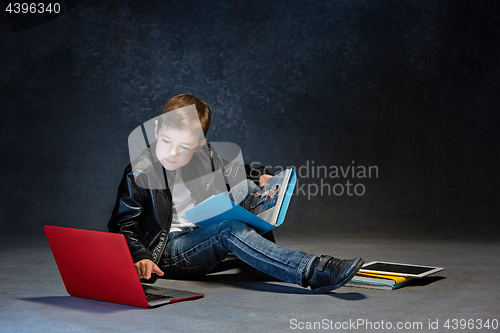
[307,255,364,294]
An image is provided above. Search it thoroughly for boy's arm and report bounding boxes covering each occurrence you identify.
[245,164,273,186]
[107,166,154,263]
[208,143,273,189]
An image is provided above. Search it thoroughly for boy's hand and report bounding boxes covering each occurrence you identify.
[259,174,274,187]
[134,259,164,280]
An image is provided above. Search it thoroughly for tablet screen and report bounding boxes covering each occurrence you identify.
[362,262,436,275]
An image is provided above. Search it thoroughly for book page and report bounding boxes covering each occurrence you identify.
[248,169,291,224]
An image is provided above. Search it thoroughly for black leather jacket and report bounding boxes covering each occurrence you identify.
[108,141,270,265]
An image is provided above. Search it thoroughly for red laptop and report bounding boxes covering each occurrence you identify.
[44,225,204,308]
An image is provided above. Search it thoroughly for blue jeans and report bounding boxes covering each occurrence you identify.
[158,180,314,287]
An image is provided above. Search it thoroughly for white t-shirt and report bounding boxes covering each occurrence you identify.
[169,169,197,232]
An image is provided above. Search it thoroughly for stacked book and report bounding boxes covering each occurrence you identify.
[346,271,414,290]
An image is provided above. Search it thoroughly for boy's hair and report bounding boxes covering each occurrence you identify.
[157,93,211,140]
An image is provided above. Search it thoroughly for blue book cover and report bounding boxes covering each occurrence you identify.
[184,169,296,234]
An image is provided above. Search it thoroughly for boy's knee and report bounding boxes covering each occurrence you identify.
[219,219,251,236]
[245,179,260,192]
[229,179,257,205]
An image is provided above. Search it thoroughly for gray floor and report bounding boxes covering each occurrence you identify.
[1,231,499,333]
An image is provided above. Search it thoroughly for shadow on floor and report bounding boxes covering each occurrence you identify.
[405,276,447,287]
[155,257,369,299]
[20,296,140,313]
[197,273,367,299]
[21,255,369,313]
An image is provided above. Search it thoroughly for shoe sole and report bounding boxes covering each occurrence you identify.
[311,258,365,294]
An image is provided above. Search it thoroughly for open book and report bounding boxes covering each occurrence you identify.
[184,169,296,234]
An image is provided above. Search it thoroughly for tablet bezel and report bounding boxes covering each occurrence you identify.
[359,261,444,278]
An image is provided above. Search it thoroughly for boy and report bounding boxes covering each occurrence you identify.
[108,93,363,294]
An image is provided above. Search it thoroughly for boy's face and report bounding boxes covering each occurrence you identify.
[154,122,204,171]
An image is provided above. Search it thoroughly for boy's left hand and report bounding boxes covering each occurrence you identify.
[259,174,273,187]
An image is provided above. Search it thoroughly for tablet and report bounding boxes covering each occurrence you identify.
[359,261,444,278]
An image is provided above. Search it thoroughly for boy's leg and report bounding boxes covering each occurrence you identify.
[227,179,276,278]
[159,220,363,292]
[239,229,279,281]
[228,179,261,209]
[159,220,312,285]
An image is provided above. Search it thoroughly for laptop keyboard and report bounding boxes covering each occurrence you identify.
[145,292,174,302]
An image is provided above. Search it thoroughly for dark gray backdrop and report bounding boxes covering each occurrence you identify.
[1,0,499,239]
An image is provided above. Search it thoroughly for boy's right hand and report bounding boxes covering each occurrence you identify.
[134,259,164,280]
